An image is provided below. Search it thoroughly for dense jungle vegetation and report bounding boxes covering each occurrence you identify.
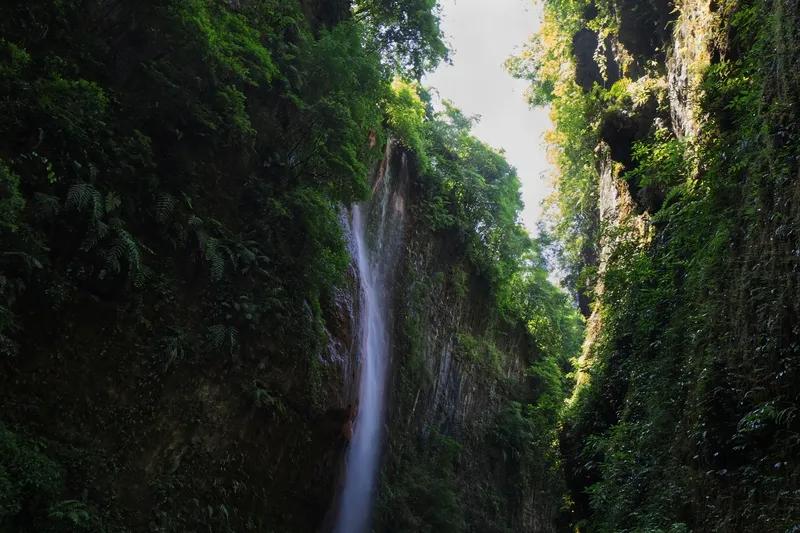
[0,0,582,531]
[3,0,798,531]
[511,0,800,530]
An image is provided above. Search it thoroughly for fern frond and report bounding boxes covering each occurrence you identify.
[119,229,141,272]
[232,239,263,272]
[105,191,121,213]
[65,183,93,211]
[104,227,141,274]
[204,237,225,281]
[188,215,203,228]
[66,183,102,221]
[207,324,239,356]
[155,193,176,223]
[92,192,104,222]
[181,192,193,210]
[47,500,92,527]
[105,241,123,273]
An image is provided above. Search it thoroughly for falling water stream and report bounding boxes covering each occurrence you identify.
[334,145,406,533]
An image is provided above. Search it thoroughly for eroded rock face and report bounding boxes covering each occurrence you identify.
[573,29,621,91]
[381,233,552,531]
[616,0,675,62]
[667,0,714,139]
[565,0,800,528]
[574,28,605,91]
[574,0,675,91]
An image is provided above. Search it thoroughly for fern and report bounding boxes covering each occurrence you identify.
[65,183,95,212]
[203,237,225,281]
[64,183,144,283]
[68,183,108,253]
[185,215,233,282]
[188,214,203,229]
[227,326,238,354]
[208,324,226,348]
[65,182,103,222]
[104,191,121,213]
[208,324,239,356]
[155,192,176,223]
[103,225,141,275]
[231,237,266,274]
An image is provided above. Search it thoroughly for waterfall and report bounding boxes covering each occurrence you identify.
[334,143,407,533]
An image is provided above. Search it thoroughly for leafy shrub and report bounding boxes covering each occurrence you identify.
[386,78,428,164]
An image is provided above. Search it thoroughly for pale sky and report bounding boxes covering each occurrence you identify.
[423,0,552,232]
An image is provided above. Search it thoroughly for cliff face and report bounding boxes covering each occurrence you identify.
[545,0,800,530]
[380,229,559,533]
[324,142,564,533]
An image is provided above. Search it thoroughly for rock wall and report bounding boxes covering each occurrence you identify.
[352,147,561,533]
[559,0,800,529]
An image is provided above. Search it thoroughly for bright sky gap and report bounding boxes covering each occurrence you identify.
[424,0,552,233]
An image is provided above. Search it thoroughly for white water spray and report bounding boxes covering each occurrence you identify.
[334,146,406,533]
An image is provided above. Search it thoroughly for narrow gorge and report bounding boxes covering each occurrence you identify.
[0,0,798,532]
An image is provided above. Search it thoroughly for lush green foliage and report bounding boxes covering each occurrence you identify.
[354,0,448,77]
[0,0,588,530]
[522,0,800,530]
[0,0,447,529]
[386,78,429,163]
[501,251,584,364]
[418,103,533,292]
[0,0,388,356]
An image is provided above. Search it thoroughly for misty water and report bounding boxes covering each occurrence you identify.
[334,147,407,533]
